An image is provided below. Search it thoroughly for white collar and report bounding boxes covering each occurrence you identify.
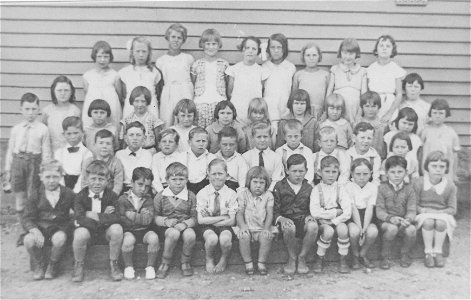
[65,142,84,149]
[319,148,337,157]
[216,150,239,162]
[162,187,189,201]
[127,147,143,156]
[287,178,303,190]
[388,180,404,191]
[281,143,306,152]
[424,173,447,195]
[188,149,208,160]
[208,184,227,195]
[88,190,104,198]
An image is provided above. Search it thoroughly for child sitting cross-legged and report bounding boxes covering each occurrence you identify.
[154,162,197,278]
[376,155,417,269]
[273,154,318,275]
[22,160,75,280]
[235,166,277,275]
[118,167,158,280]
[197,159,238,274]
[310,156,352,274]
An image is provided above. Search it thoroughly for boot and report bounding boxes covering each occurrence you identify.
[110,260,123,281]
[313,256,324,273]
[338,255,350,274]
[44,260,59,279]
[31,248,45,280]
[72,261,84,282]
[351,255,361,270]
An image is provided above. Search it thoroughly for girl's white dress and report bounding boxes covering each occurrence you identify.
[82,68,121,128]
[156,53,194,126]
[119,65,161,120]
[262,60,295,121]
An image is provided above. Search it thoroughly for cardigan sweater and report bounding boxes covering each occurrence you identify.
[153,190,197,225]
[376,182,417,222]
[118,191,155,232]
[272,177,313,224]
[23,184,75,232]
[412,177,457,215]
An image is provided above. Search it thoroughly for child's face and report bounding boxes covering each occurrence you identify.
[386,165,406,186]
[91,109,108,126]
[376,38,393,59]
[250,110,265,122]
[133,95,148,115]
[243,39,258,65]
[40,169,62,191]
[21,101,40,123]
[63,126,83,146]
[292,100,307,116]
[168,30,184,51]
[125,127,145,151]
[253,128,270,151]
[177,111,195,128]
[167,175,188,195]
[203,39,220,57]
[87,173,108,194]
[354,130,374,153]
[405,81,422,101]
[132,41,149,66]
[320,165,339,185]
[269,40,284,63]
[219,136,237,158]
[208,164,227,190]
[54,82,72,104]
[427,160,447,182]
[95,48,111,69]
[362,102,379,119]
[304,47,320,68]
[351,164,371,188]
[250,177,266,197]
[341,50,356,66]
[392,139,409,157]
[319,133,337,154]
[327,102,343,121]
[285,128,302,149]
[159,134,178,155]
[131,178,151,198]
[218,106,234,126]
[95,136,114,158]
[430,109,446,125]
[287,163,307,185]
[397,117,415,133]
[189,133,208,156]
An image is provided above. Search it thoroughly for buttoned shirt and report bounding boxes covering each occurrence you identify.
[54,142,93,176]
[344,181,377,210]
[151,151,185,193]
[215,151,248,189]
[185,150,216,183]
[196,184,238,217]
[242,148,284,191]
[116,148,153,185]
[310,182,352,225]
[45,189,60,208]
[162,187,189,201]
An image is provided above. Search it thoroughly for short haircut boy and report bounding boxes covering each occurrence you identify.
[85,160,110,178]
[173,98,197,116]
[129,86,151,105]
[318,126,337,141]
[360,91,382,110]
[353,122,375,135]
[384,155,407,172]
[50,75,76,104]
[402,72,424,90]
[125,121,146,134]
[21,92,40,105]
[286,153,307,170]
[423,150,449,173]
[429,98,451,118]
[40,159,65,174]
[213,100,237,120]
[283,119,303,135]
[320,155,340,170]
[189,126,208,141]
[91,40,114,62]
[218,126,238,142]
[131,166,154,182]
[95,129,114,143]
[207,158,227,173]
[88,99,111,117]
[244,166,271,191]
[251,121,271,137]
[389,131,412,153]
[62,116,83,131]
[166,162,188,179]
[157,128,180,145]
[287,89,311,114]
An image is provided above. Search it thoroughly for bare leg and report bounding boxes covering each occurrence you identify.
[203,230,218,273]
[281,226,297,274]
[214,230,232,273]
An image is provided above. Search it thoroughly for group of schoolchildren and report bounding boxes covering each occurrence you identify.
[3,23,460,283]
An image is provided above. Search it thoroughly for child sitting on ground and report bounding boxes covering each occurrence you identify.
[272,154,318,275]
[72,160,124,282]
[235,166,277,276]
[376,155,417,269]
[119,167,158,280]
[197,159,238,274]
[215,127,249,192]
[310,156,352,274]
[154,162,197,278]
[22,160,75,280]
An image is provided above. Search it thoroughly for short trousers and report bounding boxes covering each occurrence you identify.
[199,225,234,239]
[31,225,69,246]
[124,229,156,244]
[11,153,41,197]
[278,217,307,239]
[348,208,379,227]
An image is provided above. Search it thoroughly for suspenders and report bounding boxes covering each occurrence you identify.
[318,184,340,209]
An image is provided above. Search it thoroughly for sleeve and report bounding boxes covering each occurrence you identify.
[22,194,39,231]
[368,184,378,206]
[151,156,164,193]
[404,187,417,222]
[451,128,461,151]
[118,196,133,228]
[332,186,352,225]
[112,159,124,195]
[74,193,98,231]
[187,192,198,225]
[97,192,121,225]
[337,151,351,185]
[225,64,235,77]
[371,152,382,186]
[272,184,282,224]
[375,186,391,222]
[41,126,52,161]
[227,191,239,216]
[190,60,198,76]
[4,126,17,171]
[134,197,155,226]
[237,158,249,190]
[261,65,270,81]
[153,193,167,226]
[309,186,337,220]
[269,153,285,191]
[395,63,407,79]
[444,183,457,215]
[196,190,208,213]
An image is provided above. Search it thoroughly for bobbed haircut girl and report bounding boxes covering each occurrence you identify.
[247,97,270,122]
[324,93,346,119]
[245,166,271,192]
[402,72,425,91]
[173,98,197,117]
[129,86,151,106]
[393,107,419,134]
[350,157,372,173]
[91,40,113,62]
[199,28,222,48]
[424,150,450,174]
[287,89,311,114]
[129,36,153,71]
[337,38,361,59]
[214,100,237,121]
[88,99,111,117]
[267,33,289,61]
[429,98,451,118]
[165,23,188,42]
[300,42,322,63]
[373,35,398,58]
[50,75,76,104]
[389,131,413,153]
[238,36,262,55]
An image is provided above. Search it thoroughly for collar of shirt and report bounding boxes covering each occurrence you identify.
[208,184,227,196]
[319,148,338,158]
[286,178,303,193]
[188,149,209,161]
[347,146,375,158]
[127,190,143,208]
[45,188,60,207]
[126,147,143,157]
[162,187,189,201]
[388,180,404,192]
[281,142,306,153]
[424,173,447,195]
[216,150,238,162]
[88,190,104,199]
[339,62,361,74]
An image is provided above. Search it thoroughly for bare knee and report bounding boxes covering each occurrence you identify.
[23,233,36,248]
[204,232,218,247]
[219,231,232,247]
[382,223,398,239]
[435,220,447,232]
[182,228,196,244]
[321,225,335,240]
[305,221,319,235]
[51,231,67,247]
[122,233,136,251]
[145,232,159,247]
[73,227,91,243]
[348,223,361,238]
[404,225,416,237]
[336,223,348,239]
[366,224,378,239]
[165,228,181,241]
[422,218,435,230]
[108,224,124,241]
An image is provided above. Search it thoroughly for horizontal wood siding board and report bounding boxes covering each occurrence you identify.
[2,20,469,43]
[2,7,470,28]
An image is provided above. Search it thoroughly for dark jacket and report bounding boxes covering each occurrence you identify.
[272,177,313,224]
[118,191,154,232]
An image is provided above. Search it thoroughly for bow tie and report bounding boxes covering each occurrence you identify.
[93,194,101,200]
[67,146,80,153]
[129,152,137,157]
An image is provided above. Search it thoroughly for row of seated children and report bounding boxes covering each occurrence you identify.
[21,148,456,282]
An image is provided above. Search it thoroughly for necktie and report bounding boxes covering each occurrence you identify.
[67,146,80,153]
[213,191,220,216]
[129,152,137,157]
[258,150,264,167]
[20,123,32,152]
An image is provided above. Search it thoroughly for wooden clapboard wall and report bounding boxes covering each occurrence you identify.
[1,1,470,145]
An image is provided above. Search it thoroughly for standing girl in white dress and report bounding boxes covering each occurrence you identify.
[82,41,122,129]
[156,23,194,127]
[119,36,162,119]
